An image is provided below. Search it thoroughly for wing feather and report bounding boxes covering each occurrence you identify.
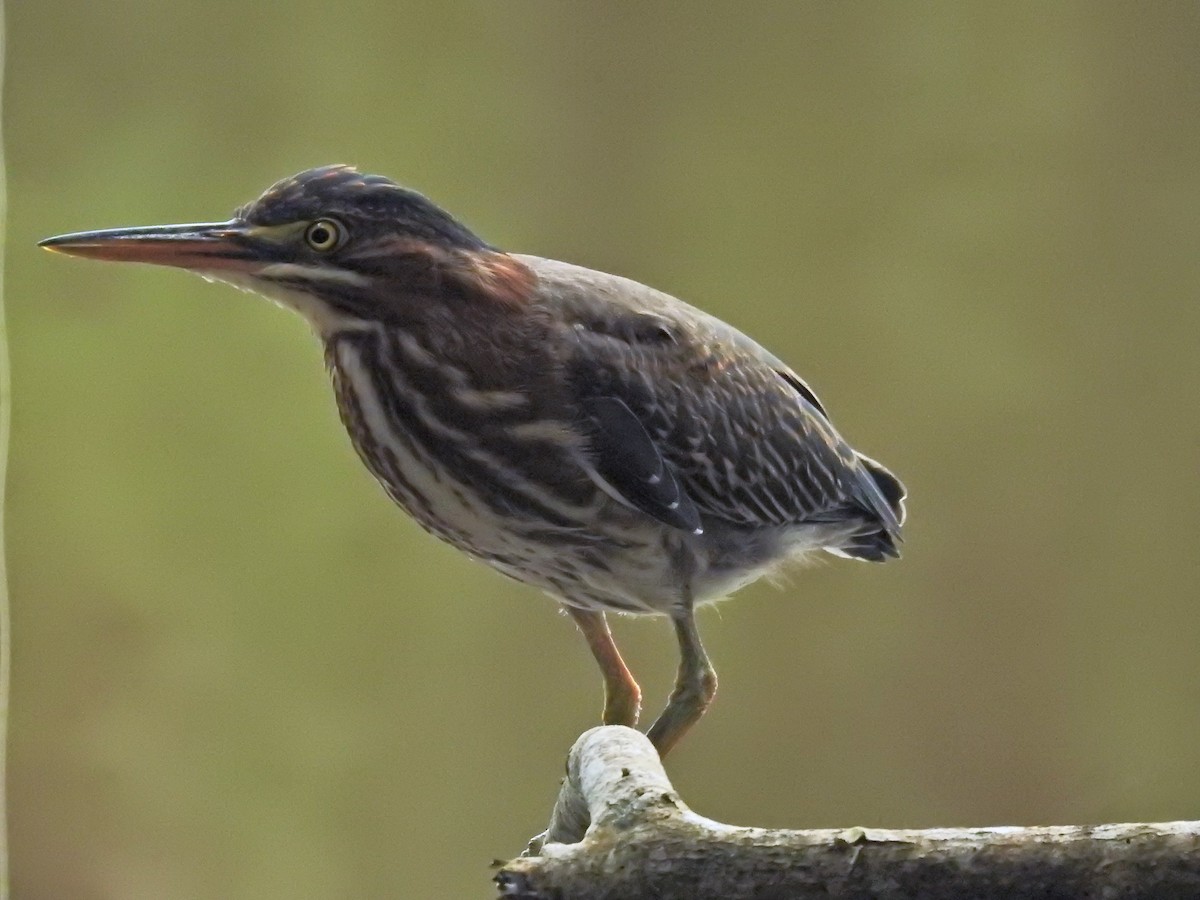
[563,308,903,546]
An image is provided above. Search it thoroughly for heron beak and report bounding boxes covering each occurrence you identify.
[39,221,259,272]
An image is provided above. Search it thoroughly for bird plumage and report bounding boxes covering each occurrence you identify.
[314,243,906,616]
[40,164,906,755]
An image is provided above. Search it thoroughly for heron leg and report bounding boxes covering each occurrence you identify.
[646,606,718,757]
[566,605,642,727]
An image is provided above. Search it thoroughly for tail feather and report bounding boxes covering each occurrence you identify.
[858,453,906,526]
[838,453,906,562]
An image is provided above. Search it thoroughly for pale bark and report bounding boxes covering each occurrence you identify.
[496,726,1200,900]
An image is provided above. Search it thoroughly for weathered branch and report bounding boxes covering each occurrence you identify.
[496,726,1200,900]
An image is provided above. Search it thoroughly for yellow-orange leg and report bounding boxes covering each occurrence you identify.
[646,607,718,757]
[566,606,642,727]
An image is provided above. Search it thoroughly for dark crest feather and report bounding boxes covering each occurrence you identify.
[236,165,488,252]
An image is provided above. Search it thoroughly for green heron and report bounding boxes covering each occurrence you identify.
[41,166,905,756]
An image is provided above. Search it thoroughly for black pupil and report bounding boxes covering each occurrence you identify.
[310,224,331,246]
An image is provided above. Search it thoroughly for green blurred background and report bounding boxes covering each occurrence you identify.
[6,3,1200,898]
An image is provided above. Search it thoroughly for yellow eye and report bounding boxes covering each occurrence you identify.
[304,218,345,252]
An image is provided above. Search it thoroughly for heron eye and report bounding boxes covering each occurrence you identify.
[304,219,345,252]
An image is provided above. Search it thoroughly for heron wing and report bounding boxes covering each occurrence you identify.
[563,307,903,544]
